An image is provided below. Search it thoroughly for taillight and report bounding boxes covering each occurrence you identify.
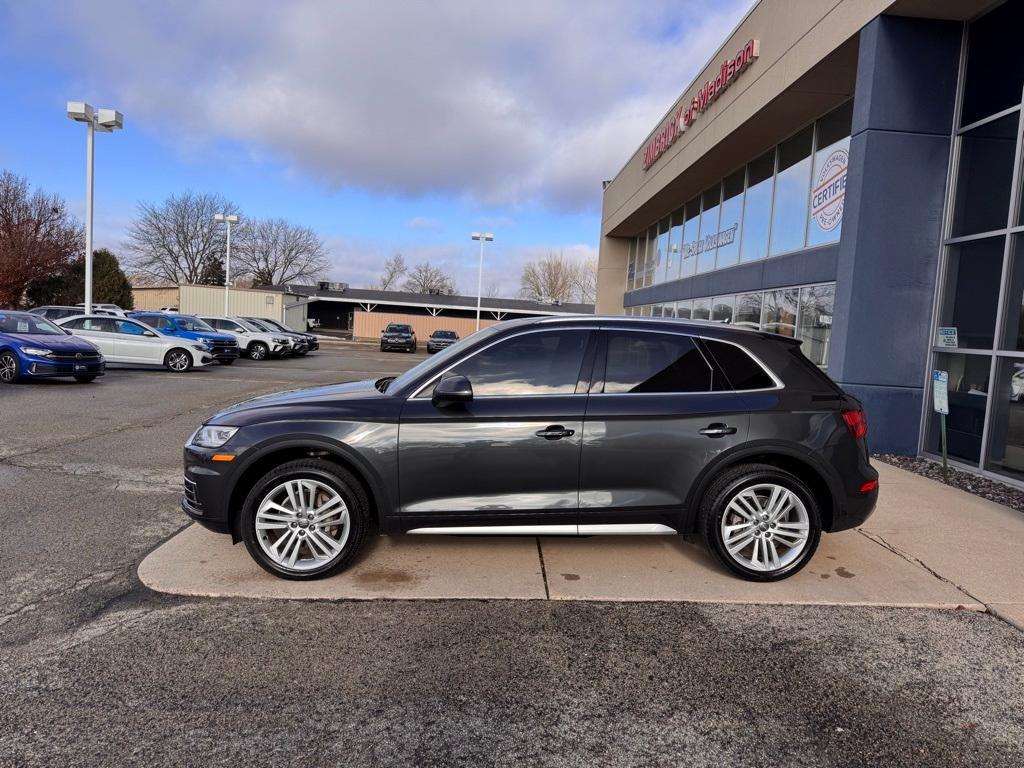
[842,409,868,440]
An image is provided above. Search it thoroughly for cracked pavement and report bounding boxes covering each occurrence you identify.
[1,347,1023,767]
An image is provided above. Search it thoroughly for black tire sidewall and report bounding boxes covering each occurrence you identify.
[240,460,367,580]
[702,466,821,582]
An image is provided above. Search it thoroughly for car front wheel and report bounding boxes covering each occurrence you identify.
[0,351,20,383]
[248,342,269,361]
[164,348,193,373]
[699,463,821,582]
[240,459,368,580]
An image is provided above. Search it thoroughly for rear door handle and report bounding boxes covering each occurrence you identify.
[536,425,575,440]
[699,423,737,438]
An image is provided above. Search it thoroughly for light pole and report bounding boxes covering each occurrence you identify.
[471,231,494,331]
[67,102,123,315]
[214,213,240,315]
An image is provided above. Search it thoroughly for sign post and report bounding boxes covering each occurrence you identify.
[932,370,949,482]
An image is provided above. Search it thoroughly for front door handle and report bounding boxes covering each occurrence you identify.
[536,425,575,440]
[699,423,737,438]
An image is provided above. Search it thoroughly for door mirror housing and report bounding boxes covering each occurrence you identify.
[432,374,473,407]
[143,331,157,338]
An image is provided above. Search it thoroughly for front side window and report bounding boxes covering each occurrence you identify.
[603,332,714,394]
[435,329,588,397]
[81,317,115,333]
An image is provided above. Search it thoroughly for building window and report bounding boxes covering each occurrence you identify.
[645,226,658,287]
[807,102,853,248]
[711,296,734,324]
[960,0,1024,127]
[761,288,799,337]
[741,150,775,262]
[676,300,692,320]
[937,236,1005,350]
[716,169,745,268]
[680,196,701,278]
[951,112,1018,237]
[656,218,670,284]
[697,185,721,274]
[734,292,762,330]
[926,352,990,466]
[985,357,1024,480]
[797,284,835,367]
[692,297,711,321]
[770,126,814,257]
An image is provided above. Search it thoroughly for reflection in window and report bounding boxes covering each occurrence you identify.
[986,357,1024,480]
[645,226,658,287]
[604,332,714,394]
[1000,235,1024,351]
[734,292,762,329]
[938,236,1004,350]
[697,185,721,274]
[625,238,636,291]
[741,150,774,262]
[692,297,711,321]
[668,211,683,282]
[711,296,734,324]
[961,0,1024,127]
[680,197,701,279]
[807,102,853,247]
[633,235,646,291]
[770,127,813,256]
[676,300,692,320]
[716,170,744,268]
[446,330,588,397]
[797,284,834,367]
[926,352,990,465]
[761,289,799,337]
[656,218,669,285]
[951,112,1018,237]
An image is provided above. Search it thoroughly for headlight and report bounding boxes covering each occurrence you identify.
[190,425,239,448]
[273,337,288,344]
[192,344,210,352]
[198,337,214,344]
[21,346,53,357]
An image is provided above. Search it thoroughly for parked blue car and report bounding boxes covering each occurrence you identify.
[127,312,240,365]
[0,310,105,384]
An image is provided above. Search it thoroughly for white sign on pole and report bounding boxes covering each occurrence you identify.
[932,370,949,415]
[936,327,958,348]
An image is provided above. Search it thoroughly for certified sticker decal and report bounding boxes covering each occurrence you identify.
[811,148,848,232]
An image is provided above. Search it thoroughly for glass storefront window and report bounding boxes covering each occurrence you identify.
[656,218,670,284]
[797,284,835,367]
[985,357,1024,481]
[692,297,711,321]
[676,300,692,320]
[634,234,646,291]
[960,0,1024,127]
[741,150,774,262]
[668,210,683,281]
[735,292,762,329]
[680,197,701,279]
[626,238,636,291]
[1000,235,1024,351]
[926,352,990,466]
[716,170,744,268]
[770,126,813,256]
[951,112,1019,237]
[711,296,734,324]
[697,185,721,274]
[645,226,658,287]
[807,102,853,248]
[761,288,799,337]
[937,235,1004,350]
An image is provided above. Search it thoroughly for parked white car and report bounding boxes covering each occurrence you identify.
[74,303,128,317]
[58,315,214,372]
[197,315,292,361]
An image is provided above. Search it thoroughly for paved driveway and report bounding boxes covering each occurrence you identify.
[2,343,1023,767]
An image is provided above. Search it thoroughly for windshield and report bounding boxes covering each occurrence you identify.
[387,325,499,393]
[0,312,67,335]
[174,316,215,332]
[432,330,457,339]
[245,318,275,332]
[261,318,294,332]
[386,324,412,334]
[235,318,264,332]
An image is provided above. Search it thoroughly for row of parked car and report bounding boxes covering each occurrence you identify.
[0,305,320,384]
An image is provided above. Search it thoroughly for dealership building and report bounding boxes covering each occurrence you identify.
[596,0,1024,482]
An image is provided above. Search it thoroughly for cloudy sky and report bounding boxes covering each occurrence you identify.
[0,0,753,296]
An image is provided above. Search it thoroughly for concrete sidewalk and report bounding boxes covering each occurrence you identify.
[139,462,1024,627]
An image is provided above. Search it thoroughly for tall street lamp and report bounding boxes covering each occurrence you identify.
[66,102,123,315]
[214,213,240,315]
[471,231,494,331]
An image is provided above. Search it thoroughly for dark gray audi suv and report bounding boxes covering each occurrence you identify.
[182,315,878,582]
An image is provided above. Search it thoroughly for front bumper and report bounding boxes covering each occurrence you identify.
[182,445,236,535]
[382,338,415,350]
[23,356,105,378]
[209,344,239,362]
[427,342,453,353]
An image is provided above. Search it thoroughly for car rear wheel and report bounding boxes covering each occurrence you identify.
[164,348,193,373]
[699,464,821,582]
[0,351,19,383]
[240,459,368,580]
[248,342,269,361]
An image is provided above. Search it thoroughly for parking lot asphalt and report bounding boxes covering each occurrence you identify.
[2,345,1024,767]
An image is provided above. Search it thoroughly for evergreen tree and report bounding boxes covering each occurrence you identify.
[198,255,226,286]
[25,249,135,309]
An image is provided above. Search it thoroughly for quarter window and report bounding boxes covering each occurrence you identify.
[704,339,776,391]
[603,332,714,394]
[438,330,588,397]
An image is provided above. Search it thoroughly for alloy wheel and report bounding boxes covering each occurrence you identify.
[250,343,267,360]
[0,353,17,382]
[720,483,810,573]
[168,351,190,371]
[254,479,350,572]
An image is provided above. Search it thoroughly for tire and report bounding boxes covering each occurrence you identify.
[218,358,235,366]
[164,348,193,373]
[698,463,821,582]
[411,343,417,353]
[380,344,386,352]
[240,459,369,580]
[73,375,97,383]
[0,351,20,384]
[248,342,269,361]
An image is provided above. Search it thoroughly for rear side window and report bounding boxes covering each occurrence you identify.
[602,332,714,394]
[703,339,776,391]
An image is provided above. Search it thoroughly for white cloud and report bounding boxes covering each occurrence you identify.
[406,216,440,231]
[7,0,754,212]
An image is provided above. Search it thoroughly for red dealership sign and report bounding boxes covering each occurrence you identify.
[642,39,760,171]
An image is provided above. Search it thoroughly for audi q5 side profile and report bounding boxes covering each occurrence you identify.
[182,316,878,582]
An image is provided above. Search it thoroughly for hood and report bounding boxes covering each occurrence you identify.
[207,378,380,425]
[4,333,99,353]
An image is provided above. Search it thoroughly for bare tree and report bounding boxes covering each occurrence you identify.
[403,262,457,294]
[572,257,598,304]
[234,217,330,286]
[375,253,407,290]
[484,279,503,299]
[125,191,239,285]
[0,171,82,307]
[519,252,580,304]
